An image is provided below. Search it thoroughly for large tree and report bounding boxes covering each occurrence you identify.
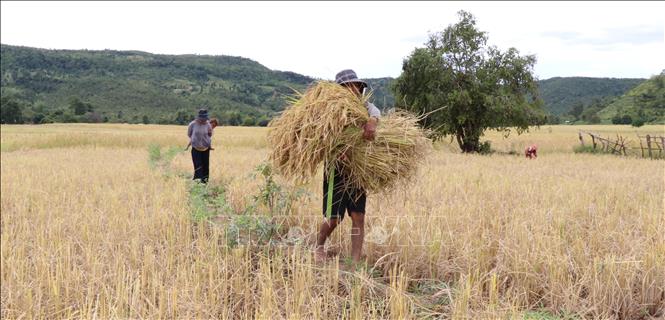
[393,11,545,152]
[0,96,24,124]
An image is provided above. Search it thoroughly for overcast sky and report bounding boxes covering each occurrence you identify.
[2,1,663,80]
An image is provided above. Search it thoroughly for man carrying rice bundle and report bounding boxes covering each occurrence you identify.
[315,69,381,264]
[268,69,430,264]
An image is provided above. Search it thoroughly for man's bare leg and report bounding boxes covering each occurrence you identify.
[350,212,365,264]
[315,218,340,262]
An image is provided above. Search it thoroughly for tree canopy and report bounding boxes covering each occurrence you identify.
[393,11,546,152]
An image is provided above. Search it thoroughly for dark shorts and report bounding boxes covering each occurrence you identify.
[322,164,366,220]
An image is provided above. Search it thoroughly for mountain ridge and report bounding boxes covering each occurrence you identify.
[0,44,654,124]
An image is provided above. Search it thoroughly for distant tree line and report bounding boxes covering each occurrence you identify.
[0,94,272,126]
[2,44,661,128]
[540,98,642,126]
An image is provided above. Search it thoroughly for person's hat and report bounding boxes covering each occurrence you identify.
[197,109,209,120]
[334,69,368,88]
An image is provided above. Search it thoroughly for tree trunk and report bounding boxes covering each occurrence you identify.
[456,134,480,153]
[460,138,480,153]
[456,127,481,153]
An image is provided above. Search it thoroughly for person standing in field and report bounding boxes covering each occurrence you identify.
[315,69,381,264]
[187,109,213,184]
[186,118,218,151]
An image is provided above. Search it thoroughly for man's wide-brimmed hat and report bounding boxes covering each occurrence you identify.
[334,69,368,88]
[197,109,209,120]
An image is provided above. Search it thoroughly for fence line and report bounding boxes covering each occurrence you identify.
[637,134,664,159]
[578,131,664,159]
[578,130,627,155]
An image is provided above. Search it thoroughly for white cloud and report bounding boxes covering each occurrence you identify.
[1,1,664,80]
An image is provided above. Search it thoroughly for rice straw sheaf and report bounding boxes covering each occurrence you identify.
[267,80,431,194]
[335,111,432,193]
[268,81,370,183]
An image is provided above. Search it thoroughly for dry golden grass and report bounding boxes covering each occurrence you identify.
[1,123,664,319]
[444,124,665,155]
[0,124,268,152]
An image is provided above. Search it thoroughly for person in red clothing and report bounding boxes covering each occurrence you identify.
[525,144,538,159]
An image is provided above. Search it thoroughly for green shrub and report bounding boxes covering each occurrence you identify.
[225,215,279,248]
[478,141,494,155]
[631,118,645,127]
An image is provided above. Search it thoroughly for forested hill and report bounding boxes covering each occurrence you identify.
[536,77,645,116]
[0,44,653,125]
[1,44,316,125]
[598,74,665,124]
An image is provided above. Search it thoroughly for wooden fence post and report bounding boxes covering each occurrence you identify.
[591,135,597,150]
[639,135,645,158]
[646,135,652,159]
[611,135,619,154]
[578,132,584,146]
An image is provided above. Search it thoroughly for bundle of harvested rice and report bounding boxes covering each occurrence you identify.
[268,81,370,183]
[268,81,431,193]
[334,111,431,193]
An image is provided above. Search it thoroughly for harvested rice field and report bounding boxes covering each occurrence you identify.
[1,123,664,319]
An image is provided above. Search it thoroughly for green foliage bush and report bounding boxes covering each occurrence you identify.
[611,114,632,124]
[631,118,645,127]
